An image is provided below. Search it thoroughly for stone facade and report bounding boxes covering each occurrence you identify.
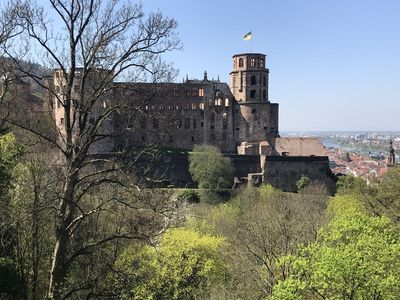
[50,53,279,154]
[48,52,335,192]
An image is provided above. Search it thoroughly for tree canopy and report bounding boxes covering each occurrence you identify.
[189,145,234,189]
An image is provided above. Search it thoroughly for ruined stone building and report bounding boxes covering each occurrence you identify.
[48,52,335,191]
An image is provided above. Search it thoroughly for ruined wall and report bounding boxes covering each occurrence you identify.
[114,81,236,153]
[263,156,336,193]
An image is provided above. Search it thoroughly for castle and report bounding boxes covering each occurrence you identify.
[49,52,336,191]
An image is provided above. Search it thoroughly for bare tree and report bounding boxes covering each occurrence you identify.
[0,0,180,298]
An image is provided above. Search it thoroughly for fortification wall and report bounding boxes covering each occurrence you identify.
[263,156,336,193]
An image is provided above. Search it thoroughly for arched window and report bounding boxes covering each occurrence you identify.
[259,59,264,68]
[215,98,222,106]
[263,75,267,86]
[263,90,267,100]
[250,75,256,85]
[224,98,230,107]
[250,58,256,67]
[250,90,256,98]
[199,103,205,110]
[222,113,228,129]
[239,58,244,67]
[210,113,215,123]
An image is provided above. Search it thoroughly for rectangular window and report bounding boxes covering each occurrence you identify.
[201,121,204,128]
[199,88,204,97]
[193,118,197,129]
[184,118,190,129]
[191,103,197,110]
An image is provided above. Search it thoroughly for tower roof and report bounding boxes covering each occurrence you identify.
[232,53,266,58]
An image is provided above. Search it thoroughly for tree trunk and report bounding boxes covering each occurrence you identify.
[47,174,77,300]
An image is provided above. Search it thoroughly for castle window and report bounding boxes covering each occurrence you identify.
[215,98,222,106]
[199,103,205,110]
[250,90,256,98]
[193,118,197,129]
[191,90,197,97]
[191,136,195,142]
[222,113,228,129]
[263,76,266,86]
[250,75,256,85]
[200,121,204,128]
[224,98,230,107]
[159,104,164,110]
[176,104,180,110]
[263,90,266,100]
[210,125,215,130]
[210,113,215,123]
[153,119,159,129]
[184,118,190,129]
[236,127,240,131]
[191,103,197,110]
[250,58,256,67]
[198,88,204,97]
[260,59,264,68]
[239,58,244,67]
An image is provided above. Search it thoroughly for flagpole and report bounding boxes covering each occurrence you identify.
[251,29,253,53]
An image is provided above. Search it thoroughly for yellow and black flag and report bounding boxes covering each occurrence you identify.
[244,31,252,41]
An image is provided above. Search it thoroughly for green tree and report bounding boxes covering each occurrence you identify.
[296,175,310,192]
[270,201,400,300]
[110,228,226,299]
[189,145,234,189]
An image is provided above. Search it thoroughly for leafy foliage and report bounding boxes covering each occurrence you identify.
[110,228,226,299]
[271,201,400,300]
[296,175,310,192]
[189,145,234,189]
[0,257,22,299]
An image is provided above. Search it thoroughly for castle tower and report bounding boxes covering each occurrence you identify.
[231,53,278,144]
[387,139,396,167]
[230,53,269,103]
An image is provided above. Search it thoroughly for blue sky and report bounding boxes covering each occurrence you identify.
[143,0,400,131]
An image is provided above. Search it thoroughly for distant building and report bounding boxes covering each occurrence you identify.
[387,139,396,167]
